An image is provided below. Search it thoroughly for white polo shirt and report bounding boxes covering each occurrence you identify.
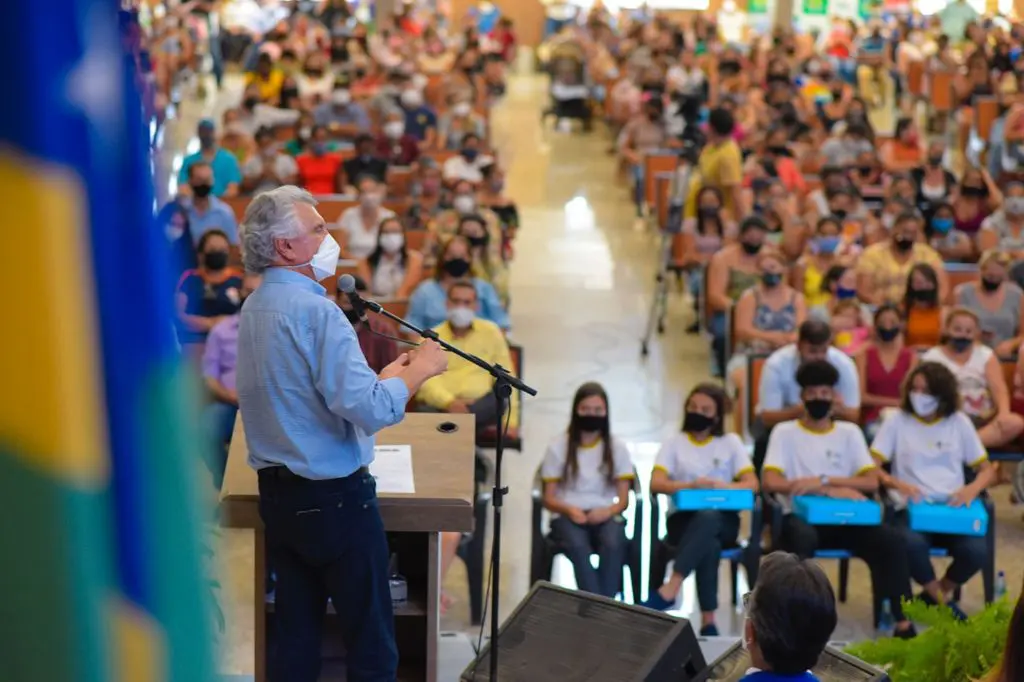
[763,420,876,512]
[541,434,634,513]
[870,410,987,504]
[654,432,753,486]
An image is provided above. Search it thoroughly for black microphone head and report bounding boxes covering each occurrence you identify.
[338,273,357,294]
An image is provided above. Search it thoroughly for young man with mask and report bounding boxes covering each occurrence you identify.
[442,133,494,185]
[237,186,449,682]
[178,161,240,244]
[374,108,421,166]
[400,85,439,149]
[177,119,242,198]
[335,275,400,374]
[761,359,917,639]
[856,211,946,306]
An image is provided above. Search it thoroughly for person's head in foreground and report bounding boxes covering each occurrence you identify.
[681,382,729,438]
[744,552,837,675]
[797,359,839,424]
[241,186,337,281]
[796,319,833,364]
[900,361,959,421]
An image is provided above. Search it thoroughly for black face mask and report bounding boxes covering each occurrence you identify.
[876,326,901,342]
[243,96,259,110]
[962,186,987,198]
[443,257,471,277]
[948,336,973,353]
[981,277,1003,292]
[741,241,762,256]
[857,165,874,175]
[191,183,213,198]
[909,288,937,302]
[576,414,608,432]
[762,272,783,287]
[682,411,714,434]
[280,87,300,103]
[203,250,228,271]
[767,145,790,157]
[467,235,488,248]
[699,206,719,218]
[343,308,362,324]
[831,208,848,219]
[894,237,915,252]
[928,154,944,167]
[804,399,833,421]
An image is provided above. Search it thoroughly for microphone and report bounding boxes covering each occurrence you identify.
[337,274,368,323]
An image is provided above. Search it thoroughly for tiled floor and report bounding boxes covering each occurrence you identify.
[160,69,1024,677]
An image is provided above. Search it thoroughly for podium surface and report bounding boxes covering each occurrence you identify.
[221,413,477,682]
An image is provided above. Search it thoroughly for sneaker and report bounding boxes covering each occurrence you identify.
[699,623,720,637]
[640,592,675,611]
[946,601,969,621]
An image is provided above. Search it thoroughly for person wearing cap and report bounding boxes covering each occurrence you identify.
[313,79,371,137]
[177,119,243,198]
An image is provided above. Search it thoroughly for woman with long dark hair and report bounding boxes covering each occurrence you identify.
[355,216,423,299]
[642,383,758,635]
[540,382,634,598]
[903,262,942,349]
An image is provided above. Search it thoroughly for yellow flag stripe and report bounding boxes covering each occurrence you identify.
[110,596,166,682]
[0,151,108,486]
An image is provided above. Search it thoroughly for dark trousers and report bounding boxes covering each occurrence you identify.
[666,510,740,612]
[420,393,500,436]
[781,514,913,622]
[258,469,397,682]
[893,510,987,588]
[202,401,237,490]
[549,516,627,598]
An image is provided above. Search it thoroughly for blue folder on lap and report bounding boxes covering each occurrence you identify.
[908,500,988,537]
[673,489,754,511]
[792,496,882,526]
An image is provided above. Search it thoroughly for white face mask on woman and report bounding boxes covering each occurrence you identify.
[379,233,405,254]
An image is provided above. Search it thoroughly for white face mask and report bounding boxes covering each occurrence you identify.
[401,89,424,108]
[379,233,405,254]
[298,233,341,281]
[332,89,352,106]
[447,305,476,328]
[453,195,476,214]
[910,391,939,417]
[453,102,472,117]
[384,121,405,139]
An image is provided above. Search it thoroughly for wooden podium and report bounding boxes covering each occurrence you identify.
[220,413,476,682]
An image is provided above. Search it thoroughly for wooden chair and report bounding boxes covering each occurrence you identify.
[654,171,674,230]
[386,166,415,197]
[405,229,428,254]
[945,263,978,303]
[975,96,1000,143]
[423,150,458,167]
[643,151,678,211]
[379,298,410,321]
[746,354,769,446]
[929,71,956,114]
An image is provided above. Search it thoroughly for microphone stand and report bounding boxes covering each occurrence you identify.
[358,294,537,682]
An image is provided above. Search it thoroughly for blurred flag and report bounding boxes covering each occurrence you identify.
[0,2,214,681]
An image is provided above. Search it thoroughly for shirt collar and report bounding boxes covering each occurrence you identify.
[262,267,327,296]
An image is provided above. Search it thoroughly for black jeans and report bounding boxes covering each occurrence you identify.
[893,510,988,588]
[258,469,397,682]
[666,510,741,612]
[781,514,913,623]
[549,516,628,598]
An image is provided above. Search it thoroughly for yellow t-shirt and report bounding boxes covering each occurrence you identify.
[687,139,743,218]
[803,261,831,309]
[245,70,285,102]
[856,242,944,304]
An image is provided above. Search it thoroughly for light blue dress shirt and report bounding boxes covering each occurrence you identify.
[236,268,410,480]
[177,148,243,197]
[406,278,510,332]
[756,345,861,414]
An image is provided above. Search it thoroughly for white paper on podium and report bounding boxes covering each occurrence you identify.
[370,444,415,494]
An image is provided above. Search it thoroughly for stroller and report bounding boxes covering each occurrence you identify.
[542,41,594,131]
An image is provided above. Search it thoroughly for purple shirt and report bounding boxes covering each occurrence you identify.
[202,314,240,391]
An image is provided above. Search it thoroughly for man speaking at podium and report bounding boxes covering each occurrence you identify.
[236,186,449,682]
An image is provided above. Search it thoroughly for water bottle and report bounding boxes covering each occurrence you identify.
[995,571,1008,600]
[388,553,407,607]
[877,599,895,638]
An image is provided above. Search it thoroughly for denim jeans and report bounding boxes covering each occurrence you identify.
[710,310,726,377]
[632,164,645,215]
[665,510,740,612]
[550,515,628,598]
[202,401,237,489]
[893,510,987,587]
[258,470,397,682]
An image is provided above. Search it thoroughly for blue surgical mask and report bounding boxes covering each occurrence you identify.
[931,218,953,234]
[814,236,841,254]
[836,286,857,300]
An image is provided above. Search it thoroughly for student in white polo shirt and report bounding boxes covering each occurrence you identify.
[541,382,635,598]
[762,359,917,639]
[642,383,758,635]
[871,361,997,620]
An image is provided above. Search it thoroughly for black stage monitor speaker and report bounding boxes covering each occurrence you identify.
[693,641,890,682]
[461,581,707,682]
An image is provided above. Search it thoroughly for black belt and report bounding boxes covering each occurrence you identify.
[259,465,369,482]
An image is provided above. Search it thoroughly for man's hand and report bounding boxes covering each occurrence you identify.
[447,399,470,413]
[567,507,588,525]
[790,477,823,495]
[892,479,923,502]
[378,353,411,381]
[948,485,979,508]
[411,338,448,378]
[587,507,613,524]
[225,389,239,406]
[693,477,727,489]
[825,487,867,501]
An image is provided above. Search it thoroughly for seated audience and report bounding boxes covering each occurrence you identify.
[237,83,302,135]
[458,213,509,307]
[923,308,1024,448]
[857,210,945,306]
[406,160,446,230]
[245,52,286,102]
[740,552,838,681]
[955,250,1024,355]
[856,304,917,435]
[621,97,671,216]
[951,166,1000,238]
[880,117,925,173]
[978,181,1024,260]
[927,202,974,262]
[415,278,518,431]
[541,382,633,598]
[431,179,502,254]
[644,384,757,635]
[795,216,844,321]
[337,175,395,259]
[439,95,487,150]
[407,237,509,331]
[443,133,494,185]
[178,119,242,198]
[356,216,424,298]
[343,133,390,187]
[313,81,372,135]
[178,162,240,244]
[903,263,943,349]
[242,127,299,195]
[295,125,344,194]
[872,361,997,620]
[376,108,421,166]
[399,86,438,149]
[830,300,870,356]
[334,275,401,373]
[202,273,261,488]
[478,163,519,255]
[762,359,916,638]
[175,229,243,343]
[160,201,197,275]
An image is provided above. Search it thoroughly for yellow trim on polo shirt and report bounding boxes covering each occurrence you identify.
[912,414,943,426]
[855,464,877,476]
[763,465,785,475]
[617,473,636,480]
[541,477,560,483]
[797,421,835,435]
[686,433,714,446]
[579,440,601,449]
[734,466,755,479]
[870,448,891,462]
[968,452,989,468]
[653,464,670,474]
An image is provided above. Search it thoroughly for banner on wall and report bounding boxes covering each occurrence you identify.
[803,0,829,14]
[748,0,768,13]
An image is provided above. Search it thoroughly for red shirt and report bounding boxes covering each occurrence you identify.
[296,152,342,194]
[375,135,421,166]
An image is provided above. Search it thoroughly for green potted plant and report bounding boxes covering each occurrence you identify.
[846,598,1013,682]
